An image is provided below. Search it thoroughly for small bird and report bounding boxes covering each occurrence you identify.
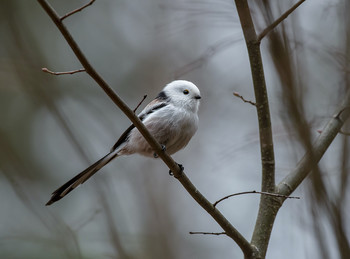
[46,80,201,205]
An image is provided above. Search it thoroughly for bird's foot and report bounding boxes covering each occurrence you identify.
[169,163,184,176]
[153,145,166,158]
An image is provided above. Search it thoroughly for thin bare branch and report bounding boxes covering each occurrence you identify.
[60,0,95,21]
[213,190,300,207]
[233,92,256,106]
[42,67,85,75]
[189,231,226,236]
[37,1,257,257]
[133,95,147,113]
[257,0,305,42]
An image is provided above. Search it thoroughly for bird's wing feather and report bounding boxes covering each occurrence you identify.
[110,100,168,151]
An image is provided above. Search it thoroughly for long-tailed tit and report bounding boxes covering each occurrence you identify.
[46,80,201,205]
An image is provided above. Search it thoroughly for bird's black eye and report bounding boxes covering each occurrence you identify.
[183,89,189,95]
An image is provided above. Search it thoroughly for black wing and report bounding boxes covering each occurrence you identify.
[110,102,168,151]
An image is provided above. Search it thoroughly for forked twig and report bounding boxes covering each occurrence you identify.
[189,231,227,236]
[42,67,86,75]
[213,190,300,207]
[60,0,96,21]
[257,0,305,42]
[233,92,256,106]
[133,95,147,113]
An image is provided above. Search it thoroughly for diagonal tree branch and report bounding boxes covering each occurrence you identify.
[37,0,257,257]
[257,0,305,42]
[277,100,350,197]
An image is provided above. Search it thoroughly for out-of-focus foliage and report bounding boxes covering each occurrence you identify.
[0,0,348,258]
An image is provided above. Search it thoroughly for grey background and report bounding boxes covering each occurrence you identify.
[0,1,348,258]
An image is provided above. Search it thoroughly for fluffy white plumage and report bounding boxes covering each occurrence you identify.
[46,80,201,205]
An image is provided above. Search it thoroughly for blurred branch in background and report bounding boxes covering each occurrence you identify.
[258,0,350,258]
[257,0,305,42]
[236,0,350,258]
[174,35,241,78]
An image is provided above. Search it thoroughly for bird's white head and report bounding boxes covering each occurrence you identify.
[162,80,201,113]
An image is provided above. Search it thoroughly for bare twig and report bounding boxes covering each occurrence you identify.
[42,67,85,75]
[189,231,226,236]
[233,92,256,106]
[60,0,95,21]
[37,1,257,257]
[213,190,300,207]
[257,0,305,42]
[133,95,147,113]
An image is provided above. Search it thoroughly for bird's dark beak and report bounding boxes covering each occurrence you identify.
[194,95,201,100]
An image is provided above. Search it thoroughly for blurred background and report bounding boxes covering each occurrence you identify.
[0,0,349,258]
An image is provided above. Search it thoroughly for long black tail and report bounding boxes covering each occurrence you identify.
[46,151,119,206]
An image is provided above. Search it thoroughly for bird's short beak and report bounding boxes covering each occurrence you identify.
[194,95,201,100]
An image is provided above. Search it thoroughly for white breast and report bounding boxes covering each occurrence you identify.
[120,104,198,157]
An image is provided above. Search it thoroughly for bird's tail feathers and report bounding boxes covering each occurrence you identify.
[46,150,119,206]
